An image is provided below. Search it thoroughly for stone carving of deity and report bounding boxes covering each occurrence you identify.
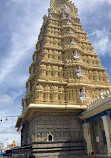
[66,20,71,25]
[63,4,68,12]
[68,28,73,34]
[75,66,84,78]
[48,8,52,19]
[73,51,80,59]
[79,87,89,103]
[46,85,50,91]
[62,13,66,18]
[39,84,43,91]
[36,85,40,91]
[68,14,71,19]
[70,38,76,45]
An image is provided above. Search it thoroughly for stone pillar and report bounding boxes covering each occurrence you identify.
[83,123,93,155]
[45,92,50,102]
[102,115,111,156]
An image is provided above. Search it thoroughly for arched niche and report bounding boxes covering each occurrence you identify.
[47,132,54,141]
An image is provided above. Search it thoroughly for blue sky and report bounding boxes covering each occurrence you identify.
[0,0,111,146]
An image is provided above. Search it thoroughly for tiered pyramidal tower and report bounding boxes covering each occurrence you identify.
[16,0,110,157]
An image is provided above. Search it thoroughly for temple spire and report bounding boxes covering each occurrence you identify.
[20,0,110,109]
[15,1,111,157]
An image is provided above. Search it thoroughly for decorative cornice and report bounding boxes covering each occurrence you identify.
[80,90,111,120]
[41,60,64,66]
[65,62,106,71]
[38,79,67,85]
[16,103,87,129]
[44,46,62,51]
[68,83,110,88]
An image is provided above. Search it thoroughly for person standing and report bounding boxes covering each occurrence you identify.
[91,152,97,158]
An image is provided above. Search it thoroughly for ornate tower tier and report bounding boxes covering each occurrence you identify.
[16,0,110,157]
[21,0,110,110]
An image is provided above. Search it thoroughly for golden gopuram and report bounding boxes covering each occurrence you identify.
[13,0,111,158]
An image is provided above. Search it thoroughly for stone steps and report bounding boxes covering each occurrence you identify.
[33,152,88,158]
[33,146,86,152]
[33,155,89,158]
[32,141,88,158]
[32,141,85,148]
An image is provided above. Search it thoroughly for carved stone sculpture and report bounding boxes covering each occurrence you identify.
[79,87,89,103]
[62,13,66,18]
[48,8,52,19]
[68,28,73,34]
[73,51,80,59]
[75,66,84,78]
[70,38,76,44]
[68,14,71,19]
[63,4,68,12]
[66,20,71,25]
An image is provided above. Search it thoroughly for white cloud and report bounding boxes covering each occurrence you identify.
[0,95,12,103]
[0,26,39,84]
[89,29,111,56]
[0,0,50,85]
[75,0,111,14]
[108,12,111,19]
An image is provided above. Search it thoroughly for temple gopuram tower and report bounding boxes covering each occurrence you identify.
[16,0,110,157]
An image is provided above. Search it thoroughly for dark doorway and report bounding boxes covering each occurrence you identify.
[90,119,107,154]
[48,135,53,141]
